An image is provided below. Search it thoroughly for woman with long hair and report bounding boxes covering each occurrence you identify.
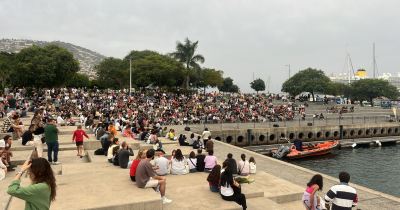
[187,151,197,173]
[302,174,323,210]
[129,149,147,182]
[107,138,120,163]
[7,158,57,210]
[170,149,187,175]
[220,168,247,210]
[207,165,221,192]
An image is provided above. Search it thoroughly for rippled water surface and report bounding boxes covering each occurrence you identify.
[284,142,400,197]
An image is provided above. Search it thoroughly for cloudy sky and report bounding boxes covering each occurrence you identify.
[1,0,400,93]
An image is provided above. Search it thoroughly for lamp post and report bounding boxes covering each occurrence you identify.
[129,57,132,96]
[286,64,290,79]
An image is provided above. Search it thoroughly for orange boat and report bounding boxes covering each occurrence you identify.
[271,140,340,159]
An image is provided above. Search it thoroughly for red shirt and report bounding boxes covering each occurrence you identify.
[72,130,89,142]
[130,159,142,176]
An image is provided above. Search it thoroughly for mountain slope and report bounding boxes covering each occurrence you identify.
[0,38,106,79]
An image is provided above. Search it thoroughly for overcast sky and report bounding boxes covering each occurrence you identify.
[1,0,400,93]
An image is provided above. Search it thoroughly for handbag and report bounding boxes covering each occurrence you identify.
[238,162,245,175]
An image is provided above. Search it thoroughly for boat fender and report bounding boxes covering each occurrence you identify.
[375,140,382,147]
[351,143,357,148]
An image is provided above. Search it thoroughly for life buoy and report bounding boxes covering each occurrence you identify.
[290,145,296,152]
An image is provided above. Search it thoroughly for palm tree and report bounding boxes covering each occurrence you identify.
[170,38,205,89]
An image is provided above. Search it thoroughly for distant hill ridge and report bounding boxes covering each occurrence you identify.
[0,38,106,79]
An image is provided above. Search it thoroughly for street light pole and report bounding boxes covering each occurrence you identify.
[129,57,132,96]
[286,64,290,78]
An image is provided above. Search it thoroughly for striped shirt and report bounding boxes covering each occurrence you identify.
[325,183,358,210]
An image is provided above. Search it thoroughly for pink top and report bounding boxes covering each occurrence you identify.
[204,155,218,169]
[306,184,317,194]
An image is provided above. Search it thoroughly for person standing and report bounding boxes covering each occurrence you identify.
[7,95,17,113]
[325,171,358,210]
[44,119,61,165]
[205,136,214,152]
[201,128,211,146]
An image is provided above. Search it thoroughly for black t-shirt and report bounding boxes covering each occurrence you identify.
[8,98,16,108]
[226,158,238,174]
[22,130,33,145]
[34,127,45,135]
[196,154,206,172]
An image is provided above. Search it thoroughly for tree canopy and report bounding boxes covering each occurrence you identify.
[281,67,335,101]
[194,68,224,93]
[170,38,205,89]
[9,44,80,90]
[250,78,266,93]
[65,73,90,88]
[350,78,398,103]
[131,54,185,88]
[219,77,240,93]
[94,57,124,89]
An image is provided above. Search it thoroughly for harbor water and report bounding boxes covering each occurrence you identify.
[285,142,400,198]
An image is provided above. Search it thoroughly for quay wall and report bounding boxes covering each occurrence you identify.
[195,122,400,146]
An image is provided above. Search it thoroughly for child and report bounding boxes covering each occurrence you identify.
[72,125,90,158]
[302,174,323,210]
[249,157,256,174]
[112,146,120,166]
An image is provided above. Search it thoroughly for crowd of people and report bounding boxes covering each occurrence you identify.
[0,88,360,210]
[1,87,315,132]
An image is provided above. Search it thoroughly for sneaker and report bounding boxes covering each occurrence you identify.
[156,191,161,197]
[48,162,52,165]
[248,179,255,184]
[77,154,80,156]
[245,175,250,180]
[162,198,172,204]
[18,138,22,141]
[53,161,62,165]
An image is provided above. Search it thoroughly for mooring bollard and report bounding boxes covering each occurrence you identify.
[247,129,252,146]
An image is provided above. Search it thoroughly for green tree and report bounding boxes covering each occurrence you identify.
[250,78,266,94]
[0,51,15,86]
[219,77,240,93]
[281,67,335,101]
[10,44,79,90]
[333,82,353,98]
[94,57,124,89]
[170,38,205,89]
[351,79,398,105]
[131,54,185,89]
[195,68,224,93]
[65,73,90,88]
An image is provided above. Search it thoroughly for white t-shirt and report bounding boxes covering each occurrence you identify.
[0,140,6,148]
[187,158,197,169]
[220,183,234,196]
[202,131,211,139]
[154,157,169,175]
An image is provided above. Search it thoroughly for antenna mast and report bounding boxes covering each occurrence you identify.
[373,43,376,78]
[347,45,350,84]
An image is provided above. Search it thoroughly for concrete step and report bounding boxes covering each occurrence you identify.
[280,200,309,210]
[6,169,163,210]
[245,197,288,210]
[9,143,76,152]
[7,150,33,165]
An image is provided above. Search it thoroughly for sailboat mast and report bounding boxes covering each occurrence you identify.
[347,45,350,84]
[268,76,270,94]
[373,43,376,78]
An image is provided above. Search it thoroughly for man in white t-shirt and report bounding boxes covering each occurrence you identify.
[201,128,211,146]
[154,152,169,176]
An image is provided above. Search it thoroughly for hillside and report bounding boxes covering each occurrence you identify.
[0,38,106,79]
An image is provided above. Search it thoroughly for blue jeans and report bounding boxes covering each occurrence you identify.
[46,141,59,162]
[159,141,163,149]
[204,168,212,173]
[189,168,197,173]
[210,185,219,192]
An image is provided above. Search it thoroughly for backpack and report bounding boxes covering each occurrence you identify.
[94,148,104,155]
